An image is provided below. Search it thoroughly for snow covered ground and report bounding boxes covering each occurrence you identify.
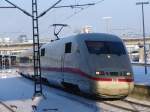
[0,67,149,112]
[0,70,100,112]
[132,65,150,85]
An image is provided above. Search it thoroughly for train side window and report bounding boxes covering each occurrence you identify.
[65,42,72,53]
[41,48,45,56]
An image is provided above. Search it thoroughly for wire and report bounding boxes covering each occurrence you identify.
[95,0,105,4]
[40,0,105,36]
[59,0,105,23]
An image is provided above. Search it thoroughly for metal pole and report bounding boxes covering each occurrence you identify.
[136,2,149,74]
[141,4,147,74]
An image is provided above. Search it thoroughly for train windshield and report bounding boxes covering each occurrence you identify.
[85,41,126,55]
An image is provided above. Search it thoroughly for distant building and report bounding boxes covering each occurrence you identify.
[0,37,12,45]
[82,26,92,33]
[17,35,28,43]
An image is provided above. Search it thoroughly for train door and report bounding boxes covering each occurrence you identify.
[61,42,72,83]
[62,42,80,86]
[62,42,84,91]
[61,54,64,82]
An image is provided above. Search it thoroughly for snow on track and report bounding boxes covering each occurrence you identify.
[0,68,150,112]
[0,71,98,112]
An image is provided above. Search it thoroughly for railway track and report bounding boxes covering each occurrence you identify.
[123,99,150,108]
[46,83,150,112]
[20,73,150,112]
[0,101,16,112]
[46,86,150,112]
[99,99,150,112]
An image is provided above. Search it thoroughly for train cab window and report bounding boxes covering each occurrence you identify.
[41,48,45,56]
[65,42,72,53]
[85,41,126,55]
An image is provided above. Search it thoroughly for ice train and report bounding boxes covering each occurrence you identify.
[18,33,134,99]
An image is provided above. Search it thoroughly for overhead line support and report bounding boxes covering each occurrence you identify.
[38,0,62,18]
[0,6,16,8]
[4,0,32,17]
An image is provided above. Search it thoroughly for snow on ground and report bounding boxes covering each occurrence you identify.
[0,70,99,112]
[0,65,149,112]
[132,65,150,85]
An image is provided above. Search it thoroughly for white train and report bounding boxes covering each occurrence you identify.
[18,33,134,99]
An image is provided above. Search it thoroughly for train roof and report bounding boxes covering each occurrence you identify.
[42,33,122,47]
[74,33,122,41]
[52,33,122,42]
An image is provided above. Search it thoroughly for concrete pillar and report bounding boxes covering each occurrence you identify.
[139,47,144,63]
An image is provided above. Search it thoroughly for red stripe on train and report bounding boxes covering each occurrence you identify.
[42,67,133,82]
[118,78,133,82]
[42,67,113,81]
[18,66,133,82]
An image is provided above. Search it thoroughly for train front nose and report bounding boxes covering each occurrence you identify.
[92,77,134,98]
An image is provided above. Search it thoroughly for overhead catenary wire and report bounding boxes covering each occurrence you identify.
[40,0,105,36]
[58,0,105,23]
[1,0,105,40]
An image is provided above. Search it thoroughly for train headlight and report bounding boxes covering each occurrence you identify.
[126,72,131,76]
[96,72,100,75]
[96,71,105,75]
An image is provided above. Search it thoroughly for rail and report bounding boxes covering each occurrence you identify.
[19,72,150,112]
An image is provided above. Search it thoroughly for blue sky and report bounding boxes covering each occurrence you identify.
[0,0,150,39]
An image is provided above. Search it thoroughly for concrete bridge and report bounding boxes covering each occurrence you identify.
[0,37,149,67]
[0,42,44,56]
[0,37,149,55]
[123,37,150,46]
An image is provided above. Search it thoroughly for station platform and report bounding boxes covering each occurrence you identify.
[132,65,150,85]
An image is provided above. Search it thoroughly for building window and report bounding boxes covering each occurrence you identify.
[41,48,45,56]
[65,42,72,53]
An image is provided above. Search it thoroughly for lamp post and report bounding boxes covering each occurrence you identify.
[136,1,149,74]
